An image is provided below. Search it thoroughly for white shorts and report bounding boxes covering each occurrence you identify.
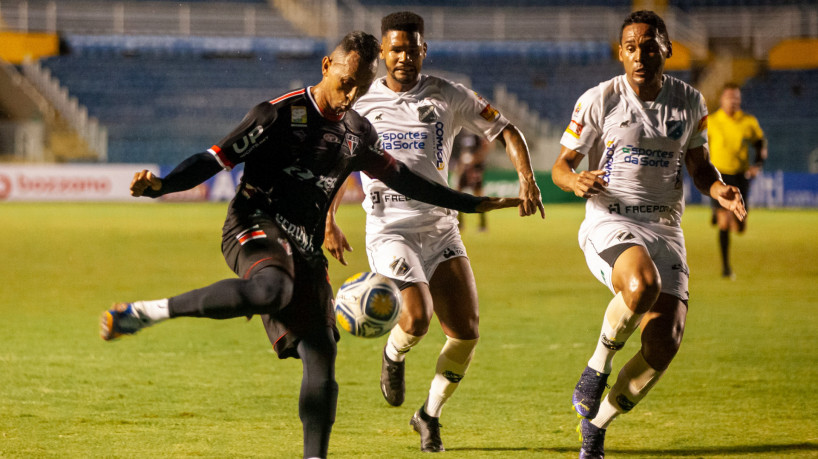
[579,218,689,301]
[366,221,468,288]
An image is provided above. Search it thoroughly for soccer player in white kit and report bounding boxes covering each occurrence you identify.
[552,11,746,459]
[325,11,544,453]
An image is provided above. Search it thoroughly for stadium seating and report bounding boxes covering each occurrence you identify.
[39,28,817,171]
[42,36,323,163]
[740,69,818,171]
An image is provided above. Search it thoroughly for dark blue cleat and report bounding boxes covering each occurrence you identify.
[572,366,609,419]
[578,417,606,459]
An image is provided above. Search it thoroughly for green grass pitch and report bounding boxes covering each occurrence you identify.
[1,202,817,458]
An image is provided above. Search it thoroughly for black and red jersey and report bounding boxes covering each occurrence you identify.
[147,87,484,260]
[210,88,396,257]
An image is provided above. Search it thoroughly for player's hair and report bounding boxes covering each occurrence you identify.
[336,31,380,65]
[722,82,741,92]
[381,11,424,37]
[620,10,670,48]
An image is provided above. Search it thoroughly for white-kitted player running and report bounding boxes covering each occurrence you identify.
[325,10,544,453]
[552,10,746,459]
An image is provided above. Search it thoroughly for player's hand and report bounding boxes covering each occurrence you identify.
[519,178,546,219]
[475,197,523,213]
[324,221,352,266]
[745,165,762,180]
[572,170,607,198]
[130,170,162,197]
[714,183,747,222]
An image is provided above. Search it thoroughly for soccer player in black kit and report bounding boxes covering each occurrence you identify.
[98,31,519,459]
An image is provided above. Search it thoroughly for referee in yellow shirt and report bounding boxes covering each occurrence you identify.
[708,82,767,279]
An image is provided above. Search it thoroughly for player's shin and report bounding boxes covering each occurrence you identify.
[425,336,478,417]
[592,350,664,429]
[386,325,423,362]
[588,292,644,374]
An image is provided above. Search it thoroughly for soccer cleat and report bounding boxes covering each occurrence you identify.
[572,366,609,419]
[100,303,151,341]
[410,405,444,453]
[380,346,405,406]
[578,418,606,459]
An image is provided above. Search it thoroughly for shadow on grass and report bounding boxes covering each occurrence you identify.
[449,441,818,455]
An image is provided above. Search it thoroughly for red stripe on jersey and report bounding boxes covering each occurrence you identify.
[208,144,236,170]
[269,88,306,105]
[243,256,275,279]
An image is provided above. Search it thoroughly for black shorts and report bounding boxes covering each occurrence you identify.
[711,173,750,210]
[222,209,338,359]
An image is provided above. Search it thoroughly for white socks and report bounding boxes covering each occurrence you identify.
[425,336,478,418]
[385,325,423,362]
[592,351,664,429]
[588,293,643,374]
[132,299,170,323]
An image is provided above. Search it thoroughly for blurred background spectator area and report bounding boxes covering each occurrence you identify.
[0,0,817,172]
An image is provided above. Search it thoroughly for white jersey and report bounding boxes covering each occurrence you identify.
[560,75,708,228]
[354,75,509,232]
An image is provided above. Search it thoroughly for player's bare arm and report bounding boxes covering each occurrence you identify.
[324,179,352,266]
[552,145,607,198]
[686,145,746,221]
[499,124,545,218]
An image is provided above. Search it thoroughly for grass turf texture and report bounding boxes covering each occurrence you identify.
[1,202,817,458]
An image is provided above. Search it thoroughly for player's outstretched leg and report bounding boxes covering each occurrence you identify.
[577,417,606,459]
[410,401,444,453]
[100,302,163,340]
[572,366,609,419]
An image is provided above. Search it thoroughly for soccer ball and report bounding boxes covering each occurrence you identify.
[334,272,402,338]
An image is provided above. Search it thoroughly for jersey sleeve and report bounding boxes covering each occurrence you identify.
[749,114,765,141]
[209,102,279,170]
[684,90,709,152]
[447,81,509,142]
[560,87,603,156]
[357,122,398,178]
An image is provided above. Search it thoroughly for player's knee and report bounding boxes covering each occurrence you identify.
[246,267,293,312]
[623,274,661,313]
[404,316,431,336]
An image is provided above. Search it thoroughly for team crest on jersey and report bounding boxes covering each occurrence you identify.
[418,105,438,123]
[666,120,684,140]
[344,133,360,157]
[291,106,308,127]
[390,257,410,276]
[574,102,583,116]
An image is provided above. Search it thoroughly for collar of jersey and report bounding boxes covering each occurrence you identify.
[377,76,425,103]
[306,85,345,122]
